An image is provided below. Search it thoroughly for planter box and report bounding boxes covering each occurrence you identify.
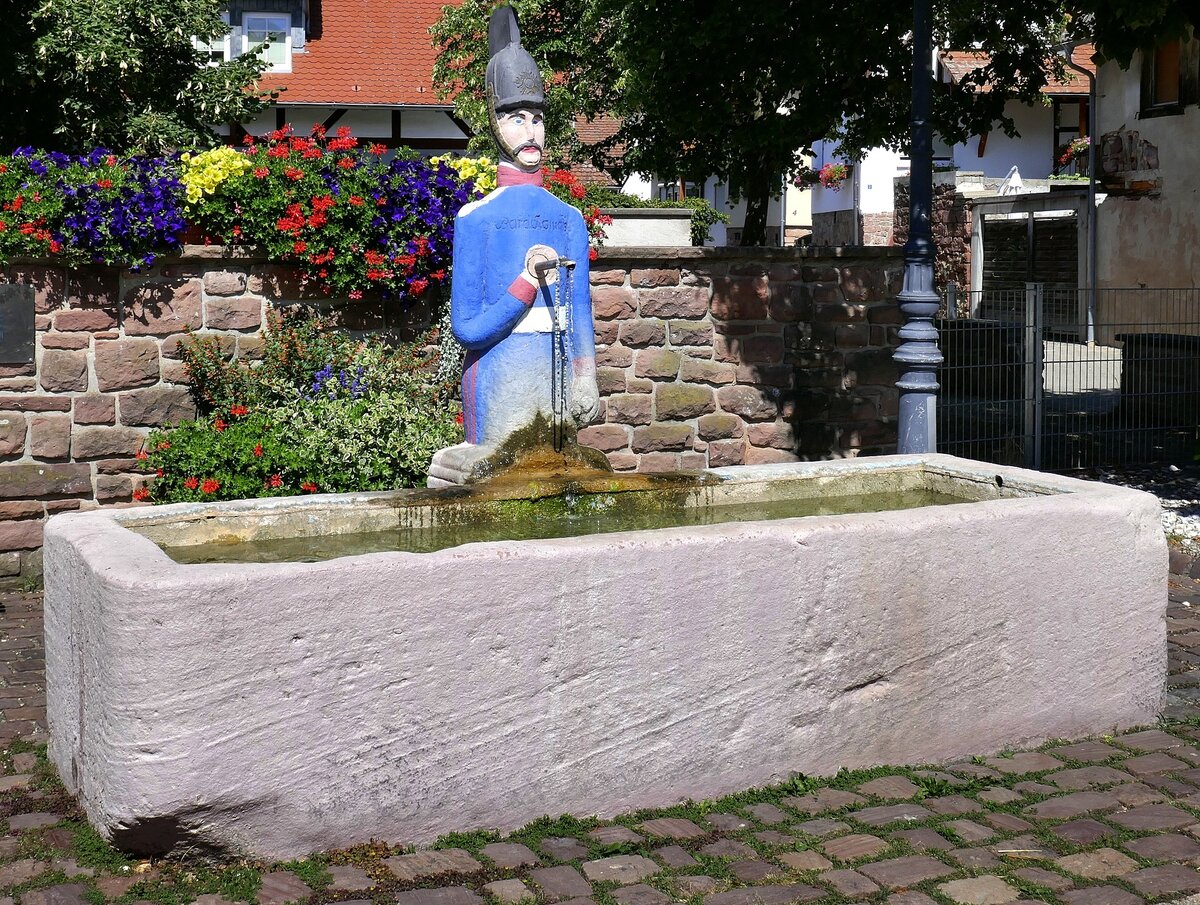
[599,208,692,247]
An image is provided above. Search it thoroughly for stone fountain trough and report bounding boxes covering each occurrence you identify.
[43,454,1166,859]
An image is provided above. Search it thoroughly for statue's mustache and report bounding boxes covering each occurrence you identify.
[515,141,541,154]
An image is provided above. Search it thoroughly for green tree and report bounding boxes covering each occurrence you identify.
[1078,0,1199,65]
[0,0,277,154]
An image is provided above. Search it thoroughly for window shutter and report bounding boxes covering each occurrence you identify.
[291,26,305,51]
[229,25,244,58]
[1182,32,1199,106]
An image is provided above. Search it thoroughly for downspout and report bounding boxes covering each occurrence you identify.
[1063,48,1098,344]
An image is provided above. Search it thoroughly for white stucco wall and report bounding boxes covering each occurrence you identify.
[1094,56,1200,290]
[241,105,466,147]
[951,100,1058,180]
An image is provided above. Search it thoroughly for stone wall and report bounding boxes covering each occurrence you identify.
[893,175,973,297]
[811,210,860,246]
[582,247,902,473]
[1,245,903,578]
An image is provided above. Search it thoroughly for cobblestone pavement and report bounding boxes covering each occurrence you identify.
[4,565,1200,905]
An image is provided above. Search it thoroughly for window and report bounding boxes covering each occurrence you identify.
[1142,39,1183,115]
[243,13,292,71]
[193,12,231,66]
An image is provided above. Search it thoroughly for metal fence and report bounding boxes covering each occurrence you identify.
[938,284,1200,470]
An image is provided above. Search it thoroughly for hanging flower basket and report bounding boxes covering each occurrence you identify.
[793,162,851,192]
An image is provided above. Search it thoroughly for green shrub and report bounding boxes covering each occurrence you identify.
[141,311,461,502]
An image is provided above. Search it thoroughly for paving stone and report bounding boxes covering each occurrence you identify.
[986,753,1063,774]
[0,775,31,792]
[1014,781,1060,796]
[948,763,1003,780]
[19,886,90,905]
[675,877,720,897]
[1012,868,1073,892]
[1118,729,1185,751]
[557,898,594,905]
[703,884,823,905]
[821,834,889,862]
[1050,741,1127,762]
[95,877,139,898]
[993,835,1058,861]
[1124,752,1192,775]
[395,889,484,905]
[857,856,955,890]
[0,839,18,858]
[327,866,374,892]
[1048,767,1133,790]
[653,845,696,868]
[581,856,659,885]
[0,861,49,887]
[1139,774,1195,796]
[481,844,539,869]
[700,839,758,859]
[385,851,483,882]
[707,813,753,832]
[49,861,93,879]
[1026,791,1120,819]
[257,872,312,905]
[1057,848,1139,880]
[639,818,707,840]
[978,788,1025,806]
[781,790,865,814]
[886,894,939,905]
[948,848,1002,869]
[937,876,1021,905]
[1060,885,1142,905]
[984,813,1035,834]
[1125,864,1200,897]
[12,753,38,773]
[587,826,643,846]
[1051,818,1116,845]
[945,820,997,844]
[528,867,592,901]
[1110,783,1168,807]
[851,803,932,827]
[793,819,849,837]
[1108,803,1196,831]
[542,838,589,861]
[191,896,245,905]
[746,804,790,825]
[777,851,833,872]
[612,885,670,905]
[820,869,879,897]
[482,881,533,905]
[729,861,779,883]
[7,813,61,831]
[925,795,983,816]
[891,828,953,851]
[1123,833,1200,860]
[858,776,920,800]
[913,770,969,787]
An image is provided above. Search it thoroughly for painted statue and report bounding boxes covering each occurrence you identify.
[428,5,601,486]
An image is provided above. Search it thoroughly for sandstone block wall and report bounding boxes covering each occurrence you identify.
[1,246,903,577]
[583,248,902,474]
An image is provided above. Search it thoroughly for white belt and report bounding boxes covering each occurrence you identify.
[512,305,566,333]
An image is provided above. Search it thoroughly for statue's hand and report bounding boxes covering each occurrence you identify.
[524,244,559,285]
[569,374,601,426]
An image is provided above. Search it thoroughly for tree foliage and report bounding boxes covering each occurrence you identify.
[0,0,277,154]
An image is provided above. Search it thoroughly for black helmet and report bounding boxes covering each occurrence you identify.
[486,5,544,115]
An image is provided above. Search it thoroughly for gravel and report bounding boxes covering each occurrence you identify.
[1080,464,1200,555]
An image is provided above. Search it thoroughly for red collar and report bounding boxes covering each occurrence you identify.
[497,165,544,187]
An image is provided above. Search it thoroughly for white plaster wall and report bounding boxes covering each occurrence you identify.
[951,100,1056,180]
[241,105,464,143]
[1094,56,1200,290]
[44,456,1166,860]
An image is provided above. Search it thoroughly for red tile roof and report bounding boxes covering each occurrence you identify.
[264,0,460,106]
[570,115,625,186]
[939,44,1095,96]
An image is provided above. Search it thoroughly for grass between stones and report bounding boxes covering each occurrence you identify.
[5,724,1200,905]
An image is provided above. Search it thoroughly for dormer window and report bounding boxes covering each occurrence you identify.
[243,13,292,72]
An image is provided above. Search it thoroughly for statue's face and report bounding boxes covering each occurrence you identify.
[496,108,544,171]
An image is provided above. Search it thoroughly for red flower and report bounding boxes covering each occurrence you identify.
[364,249,385,265]
[96,179,113,189]
[201,478,220,494]
[303,147,322,159]
[253,167,269,179]
[349,289,363,300]
[268,473,283,488]
[157,440,171,450]
[155,468,164,477]
[337,157,356,170]
[267,145,290,158]
[48,240,61,254]
[570,183,586,199]
[213,418,227,432]
[348,195,364,206]
[132,487,152,502]
[232,225,243,237]
[253,443,263,457]
[455,411,464,426]
[183,476,200,490]
[293,240,308,254]
[368,142,387,155]
[589,247,598,261]
[551,169,573,185]
[230,404,249,417]
[135,448,149,460]
[105,154,117,167]
[409,277,429,295]
[284,167,304,181]
[0,163,6,174]
[300,481,318,493]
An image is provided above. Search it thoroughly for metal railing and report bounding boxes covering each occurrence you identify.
[938,284,1200,470]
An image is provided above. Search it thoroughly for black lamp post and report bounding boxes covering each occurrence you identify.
[894,0,943,453]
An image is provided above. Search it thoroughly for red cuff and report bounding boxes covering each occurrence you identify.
[508,276,538,305]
